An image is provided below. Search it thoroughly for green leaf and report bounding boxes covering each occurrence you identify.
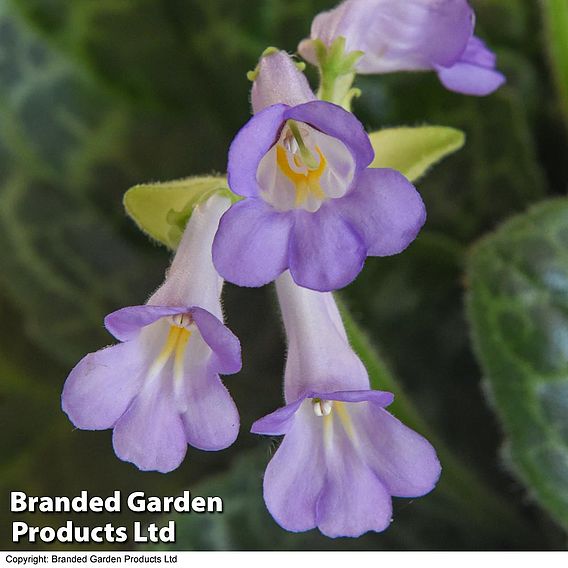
[0,2,167,364]
[124,176,233,249]
[368,126,465,183]
[542,0,568,127]
[467,197,568,531]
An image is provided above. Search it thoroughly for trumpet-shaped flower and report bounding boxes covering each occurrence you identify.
[62,195,241,473]
[299,0,504,96]
[252,271,441,537]
[213,50,425,292]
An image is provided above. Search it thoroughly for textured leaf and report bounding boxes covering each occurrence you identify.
[369,126,465,182]
[468,198,568,531]
[124,176,232,249]
[0,2,169,364]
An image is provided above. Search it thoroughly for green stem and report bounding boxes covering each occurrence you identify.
[542,0,568,130]
[337,297,537,543]
[317,71,357,110]
[313,38,361,110]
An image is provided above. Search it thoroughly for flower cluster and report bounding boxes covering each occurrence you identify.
[63,0,504,538]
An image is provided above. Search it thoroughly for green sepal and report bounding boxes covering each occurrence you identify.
[247,46,284,81]
[369,126,465,183]
[312,37,363,107]
[124,175,238,250]
[314,37,364,75]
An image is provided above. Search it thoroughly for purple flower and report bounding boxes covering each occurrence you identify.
[213,50,425,292]
[299,0,504,96]
[62,195,241,473]
[251,272,441,537]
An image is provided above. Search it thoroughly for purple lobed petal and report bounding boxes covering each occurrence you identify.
[179,365,239,451]
[336,168,426,257]
[350,403,442,497]
[289,204,366,291]
[227,104,288,198]
[316,389,394,406]
[284,101,374,175]
[191,307,242,375]
[316,422,393,538]
[62,340,147,430]
[105,305,242,376]
[436,36,505,96]
[251,397,306,436]
[262,404,327,532]
[212,198,293,287]
[252,389,394,437]
[105,305,189,342]
[112,376,188,474]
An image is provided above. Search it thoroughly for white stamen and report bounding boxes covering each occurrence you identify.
[283,134,299,154]
[313,399,332,417]
[170,313,192,328]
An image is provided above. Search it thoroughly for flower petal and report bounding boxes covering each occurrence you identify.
[191,307,241,375]
[436,35,505,96]
[437,62,505,96]
[105,305,188,342]
[285,101,374,173]
[263,403,326,532]
[179,364,239,451]
[212,199,292,287]
[316,420,392,538]
[227,104,288,198]
[251,390,393,436]
[315,389,394,407]
[251,397,306,436]
[337,168,426,257]
[62,341,146,430]
[289,205,366,291]
[351,403,442,497]
[113,377,187,473]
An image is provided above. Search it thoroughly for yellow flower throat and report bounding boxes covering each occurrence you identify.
[149,325,192,381]
[276,144,327,207]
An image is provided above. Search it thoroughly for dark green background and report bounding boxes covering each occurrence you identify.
[1,0,567,551]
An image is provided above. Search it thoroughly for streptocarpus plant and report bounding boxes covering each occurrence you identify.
[62,0,504,538]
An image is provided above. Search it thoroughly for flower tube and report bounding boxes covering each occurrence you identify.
[252,271,441,537]
[62,194,241,473]
[213,50,425,292]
